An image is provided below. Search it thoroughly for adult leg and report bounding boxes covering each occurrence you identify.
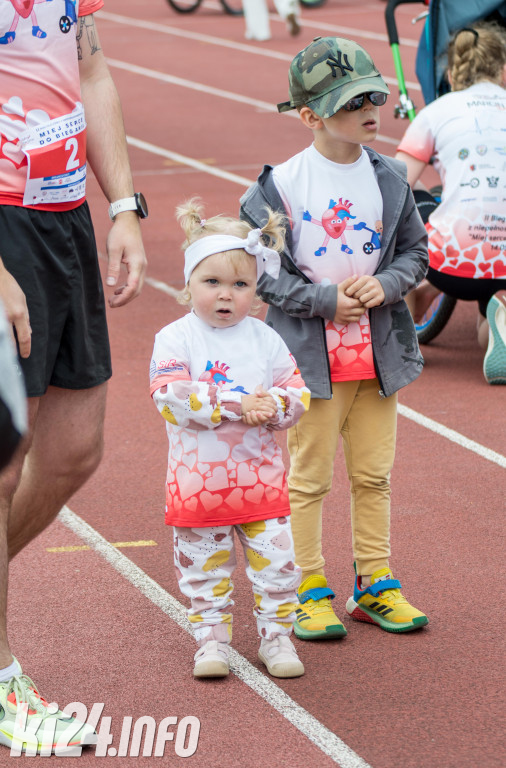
[272,0,301,35]
[0,407,97,748]
[242,0,271,41]
[0,384,106,667]
[8,383,107,556]
[0,399,39,668]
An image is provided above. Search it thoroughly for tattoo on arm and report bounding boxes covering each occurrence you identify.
[76,15,101,61]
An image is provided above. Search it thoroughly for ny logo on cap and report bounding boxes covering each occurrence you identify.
[326,52,353,79]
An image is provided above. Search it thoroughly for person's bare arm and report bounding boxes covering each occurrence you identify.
[0,258,31,358]
[77,14,146,308]
[395,151,427,189]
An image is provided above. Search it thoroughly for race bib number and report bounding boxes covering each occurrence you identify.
[20,106,87,206]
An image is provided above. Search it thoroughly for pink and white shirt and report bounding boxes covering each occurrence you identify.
[0,0,103,209]
[150,312,310,528]
[397,82,506,279]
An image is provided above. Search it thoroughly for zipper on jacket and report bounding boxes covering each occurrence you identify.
[370,180,411,397]
[369,312,385,396]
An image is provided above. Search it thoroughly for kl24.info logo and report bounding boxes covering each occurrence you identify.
[10,701,200,757]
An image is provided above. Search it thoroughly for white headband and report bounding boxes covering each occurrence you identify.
[184,229,281,284]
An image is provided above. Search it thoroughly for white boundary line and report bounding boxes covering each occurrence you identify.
[58,506,372,768]
[98,11,421,90]
[111,60,398,148]
[397,404,506,469]
[98,8,420,51]
[127,135,253,187]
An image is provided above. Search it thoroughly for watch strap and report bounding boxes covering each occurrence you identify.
[108,197,138,220]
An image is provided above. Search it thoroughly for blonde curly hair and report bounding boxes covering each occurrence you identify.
[175,197,286,307]
[448,22,506,91]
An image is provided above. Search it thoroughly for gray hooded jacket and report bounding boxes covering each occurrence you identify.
[239,146,429,399]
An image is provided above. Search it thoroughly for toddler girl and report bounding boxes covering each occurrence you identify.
[150,199,310,678]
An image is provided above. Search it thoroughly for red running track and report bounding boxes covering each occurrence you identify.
[8,2,505,767]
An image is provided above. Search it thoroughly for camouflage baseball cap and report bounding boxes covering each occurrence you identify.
[277,36,389,118]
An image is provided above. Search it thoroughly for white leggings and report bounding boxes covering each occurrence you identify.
[242,0,299,41]
[174,518,301,646]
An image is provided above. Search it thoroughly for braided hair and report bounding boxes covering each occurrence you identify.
[448,22,506,91]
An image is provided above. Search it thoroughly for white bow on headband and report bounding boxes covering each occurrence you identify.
[184,229,281,284]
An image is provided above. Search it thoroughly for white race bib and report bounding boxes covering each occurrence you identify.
[20,105,86,206]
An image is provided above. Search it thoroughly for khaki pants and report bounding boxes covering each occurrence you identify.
[287,378,398,578]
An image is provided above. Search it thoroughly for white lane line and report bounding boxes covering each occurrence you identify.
[398,404,506,469]
[107,58,285,111]
[98,11,421,90]
[108,58,399,148]
[126,135,253,187]
[163,0,419,47]
[58,506,372,768]
[144,275,181,299]
[125,132,394,190]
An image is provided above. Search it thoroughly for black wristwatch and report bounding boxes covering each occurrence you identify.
[108,192,148,221]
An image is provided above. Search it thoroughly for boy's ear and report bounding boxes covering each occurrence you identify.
[299,106,324,130]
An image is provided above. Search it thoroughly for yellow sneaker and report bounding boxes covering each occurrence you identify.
[294,575,347,640]
[346,567,428,633]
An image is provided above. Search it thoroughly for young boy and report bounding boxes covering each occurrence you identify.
[240,36,429,639]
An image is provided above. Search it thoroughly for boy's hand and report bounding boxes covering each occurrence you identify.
[345,275,385,308]
[334,276,367,325]
[241,386,277,426]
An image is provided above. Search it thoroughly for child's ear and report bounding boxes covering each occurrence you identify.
[299,106,324,130]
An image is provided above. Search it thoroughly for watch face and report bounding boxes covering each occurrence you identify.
[135,192,148,219]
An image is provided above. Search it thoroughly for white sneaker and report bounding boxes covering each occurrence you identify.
[258,635,304,678]
[0,668,96,755]
[193,641,230,678]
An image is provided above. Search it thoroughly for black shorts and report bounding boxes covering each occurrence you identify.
[0,203,112,397]
[427,268,506,317]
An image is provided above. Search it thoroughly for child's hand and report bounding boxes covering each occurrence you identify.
[241,386,277,426]
[345,275,385,308]
[334,276,367,325]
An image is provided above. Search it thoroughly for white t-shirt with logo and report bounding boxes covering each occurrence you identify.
[273,144,383,381]
[397,82,506,279]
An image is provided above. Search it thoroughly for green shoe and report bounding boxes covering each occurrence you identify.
[294,575,347,640]
[484,290,506,384]
[0,666,96,755]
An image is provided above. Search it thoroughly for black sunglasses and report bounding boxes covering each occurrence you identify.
[342,92,388,111]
